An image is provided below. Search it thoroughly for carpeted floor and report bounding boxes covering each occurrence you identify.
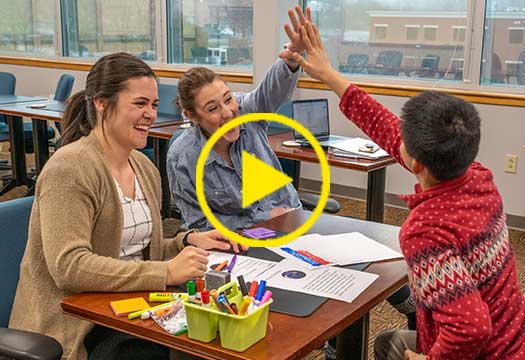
[1,151,524,359]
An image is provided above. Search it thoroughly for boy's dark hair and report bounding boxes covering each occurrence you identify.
[400,91,480,182]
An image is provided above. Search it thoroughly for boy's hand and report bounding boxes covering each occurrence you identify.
[404,350,426,360]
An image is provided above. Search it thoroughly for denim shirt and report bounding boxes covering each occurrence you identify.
[167,59,301,230]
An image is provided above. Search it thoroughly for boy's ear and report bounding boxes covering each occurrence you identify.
[411,158,426,175]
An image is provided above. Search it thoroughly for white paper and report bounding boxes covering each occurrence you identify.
[207,252,276,282]
[261,259,379,303]
[329,138,389,159]
[269,232,402,266]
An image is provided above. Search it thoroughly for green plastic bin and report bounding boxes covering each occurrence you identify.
[184,281,272,352]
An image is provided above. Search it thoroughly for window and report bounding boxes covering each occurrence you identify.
[509,29,523,44]
[481,2,525,87]
[406,26,419,41]
[306,0,467,81]
[62,1,158,60]
[374,25,388,41]
[168,0,253,67]
[0,0,57,56]
[423,26,438,41]
[452,26,466,42]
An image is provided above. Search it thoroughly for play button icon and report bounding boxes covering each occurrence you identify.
[241,151,293,208]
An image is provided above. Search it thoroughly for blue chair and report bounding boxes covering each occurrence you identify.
[24,74,75,153]
[0,196,63,360]
[0,72,16,170]
[166,128,187,219]
[140,83,180,161]
[273,101,341,214]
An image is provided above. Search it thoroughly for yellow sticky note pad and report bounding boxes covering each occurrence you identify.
[109,297,149,317]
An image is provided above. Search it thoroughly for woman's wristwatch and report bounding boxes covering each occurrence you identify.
[182,229,199,247]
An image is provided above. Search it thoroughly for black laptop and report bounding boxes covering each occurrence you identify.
[291,99,347,147]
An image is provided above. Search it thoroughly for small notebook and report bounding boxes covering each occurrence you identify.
[109,297,149,317]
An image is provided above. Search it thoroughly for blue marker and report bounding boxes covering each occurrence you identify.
[255,280,266,302]
[281,247,321,266]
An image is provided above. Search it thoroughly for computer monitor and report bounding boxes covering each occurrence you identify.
[291,99,330,141]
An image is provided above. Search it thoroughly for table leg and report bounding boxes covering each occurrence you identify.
[366,167,386,223]
[336,313,370,360]
[32,118,50,175]
[153,138,170,218]
[0,115,34,196]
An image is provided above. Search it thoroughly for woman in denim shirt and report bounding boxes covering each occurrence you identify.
[166,9,312,231]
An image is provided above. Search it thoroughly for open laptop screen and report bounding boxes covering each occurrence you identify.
[291,99,330,141]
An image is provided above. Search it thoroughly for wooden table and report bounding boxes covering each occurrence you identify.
[148,125,396,222]
[61,210,407,360]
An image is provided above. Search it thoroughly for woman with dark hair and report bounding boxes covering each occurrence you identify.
[9,52,241,360]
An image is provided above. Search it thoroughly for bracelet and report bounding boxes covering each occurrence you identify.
[182,229,199,247]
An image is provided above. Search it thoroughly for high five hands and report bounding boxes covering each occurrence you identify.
[283,6,351,97]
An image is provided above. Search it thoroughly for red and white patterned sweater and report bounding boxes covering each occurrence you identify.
[339,84,525,359]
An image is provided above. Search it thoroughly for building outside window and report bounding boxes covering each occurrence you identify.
[406,25,419,41]
[0,0,56,56]
[168,0,253,67]
[423,25,438,41]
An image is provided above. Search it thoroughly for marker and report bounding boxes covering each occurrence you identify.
[218,295,235,314]
[210,290,224,311]
[201,289,211,308]
[215,260,228,271]
[260,290,273,305]
[230,303,239,314]
[255,280,266,303]
[296,250,331,265]
[248,281,258,299]
[281,247,321,266]
[239,297,251,316]
[128,301,176,320]
[187,280,196,301]
[195,278,205,300]
[226,254,237,273]
[237,275,249,297]
[149,292,187,302]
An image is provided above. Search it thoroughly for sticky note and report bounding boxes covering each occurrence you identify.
[109,297,149,317]
[242,227,277,239]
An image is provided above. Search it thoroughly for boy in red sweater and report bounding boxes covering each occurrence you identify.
[282,16,525,360]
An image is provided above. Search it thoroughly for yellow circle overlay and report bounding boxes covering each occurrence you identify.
[196,113,330,247]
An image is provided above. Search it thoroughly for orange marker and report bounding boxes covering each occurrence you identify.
[249,281,258,299]
[215,260,228,271]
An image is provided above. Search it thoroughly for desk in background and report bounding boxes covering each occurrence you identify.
[148,125,396,222]
[0,97,49,195]
[0,101,182,196]
[61,209,407,360]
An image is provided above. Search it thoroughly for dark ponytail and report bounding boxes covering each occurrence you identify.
[59,52,156,147]
[59,90,96,147]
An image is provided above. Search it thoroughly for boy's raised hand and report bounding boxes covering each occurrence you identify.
[289,21,333,81]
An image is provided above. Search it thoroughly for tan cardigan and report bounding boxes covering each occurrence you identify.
[9,132,186,359]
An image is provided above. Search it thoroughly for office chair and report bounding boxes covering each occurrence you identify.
[167,128,187,219]
[139,83,180,161]
[0,196,63,360]
[272,101,341,214]
[370,50,403,76]
[24,74,75,152]
[339,54,369,74]
[418,55,440,78]
[0,71,16,171]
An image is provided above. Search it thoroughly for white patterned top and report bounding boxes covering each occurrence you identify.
[115,177,152,261]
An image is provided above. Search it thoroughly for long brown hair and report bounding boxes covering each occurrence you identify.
[176,67,220,115]
[59,52,156,147]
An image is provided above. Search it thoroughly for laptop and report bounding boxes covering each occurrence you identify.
[291,99,347,147]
